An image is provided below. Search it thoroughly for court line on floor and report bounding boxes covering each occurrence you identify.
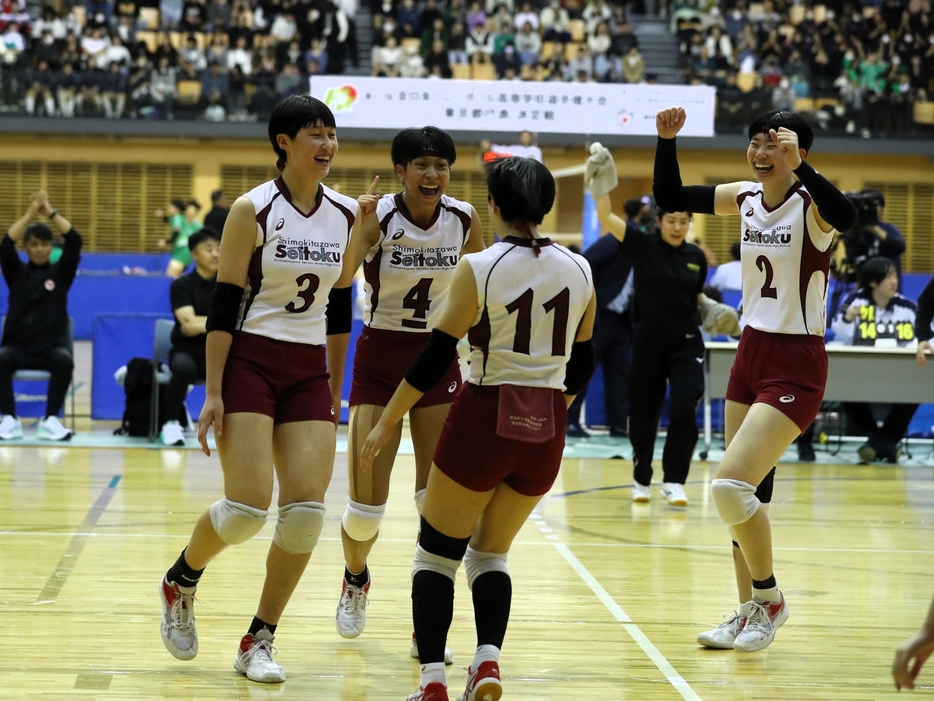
[35,475,122,605]
[554,542,703,701]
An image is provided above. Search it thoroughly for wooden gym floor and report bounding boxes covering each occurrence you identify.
[1,438,931,701]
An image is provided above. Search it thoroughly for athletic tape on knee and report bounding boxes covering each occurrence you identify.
[341,499,385,543]
[413,489,426,517]
[412,544,461,584]
[710,479,760,526]
[464,546,510,591]
[274,501,326,554]
[209,498,268,545]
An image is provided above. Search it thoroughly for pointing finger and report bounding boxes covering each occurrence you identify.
[367,175,380,196]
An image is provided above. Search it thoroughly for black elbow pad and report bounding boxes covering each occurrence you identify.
[404,329,459,393]
[326,286,353,335]
[564,340,596,395]
[205,282,244,334]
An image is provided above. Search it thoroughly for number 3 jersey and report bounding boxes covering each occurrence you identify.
[239,178,357,345]
[363,193,473,331]
[465,237,593,390]
[738,181,834,336]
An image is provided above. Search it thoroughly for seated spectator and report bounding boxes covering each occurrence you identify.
[81,26,110,62]
[0,192,81,442]
[706,25,733,67]
[179,34,208,72]
[154,32,178,65]
[465,0,486,33]
[150,56,177,119]
[583,0,611,35]
[493,41,520,78]
[610,20,638,57]
[200,61,229,108]
[513,1,538,31]
[541,41,567,79]
[419,0,445,35]
[466,21,494,62]
[772,75,794,110]
[445,0,467,27]
[708,242,742,291]
[207,0,233,32]
[102,60,128,118]
[489,4,513,31]
[622,45,645,83]
[277,38,304,67]
[481,129,543,162]
[447,20,468,64]
[420,17,449,56]
[33,7,69,40]
[77,57,106,116]
[396,0,421,38]
[25,61,56,116]
[226,35,253,75]
[540,0,570,42]
[274,62,304,98]
[492,19,515,54]
[515,20,541,66]
[565,43,592,81]
[1,21,25,65]
[33,29,60,68]
[398,42,425,77]
[306,37,328,73]
[160,229,218,444]
[830,257,919,463]
[103,35,133,68]
[715,71,745,128]
[373,34,402,76]
[270,11,298,43]
[423,37,452,77]
[56,62,79,117]
[180,0,207,31]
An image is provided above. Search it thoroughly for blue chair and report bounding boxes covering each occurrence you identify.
[150,318,203,441]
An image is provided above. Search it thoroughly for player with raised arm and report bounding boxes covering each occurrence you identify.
[329,128,485,665]
[361,156,597,701]
[652,107,856,652]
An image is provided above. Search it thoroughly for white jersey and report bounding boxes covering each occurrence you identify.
[238,178,357,345]
[465,237,593,390]
[738,181,834,336]
[363,193,473,332]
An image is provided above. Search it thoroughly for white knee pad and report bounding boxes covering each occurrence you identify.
[412,544,461,584]
[413,488,426,517]
[710,479,760,526]
[464,546,510,591]
[728,502,769,541]
[341,499,385,542]
[274,501,326,554]
[209,498,268,545]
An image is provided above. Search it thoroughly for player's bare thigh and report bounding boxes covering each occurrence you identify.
[421,465,495,540]
[272,419,338,505]
[718,401,800,485]
[409,402,453,492]
[347,404,403,505]
[216,412,276,509]
[470,482,544,554]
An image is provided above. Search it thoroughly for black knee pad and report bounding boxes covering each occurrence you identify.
[412,569,456,599]
[419,516,471,561]
[755,466,776,504]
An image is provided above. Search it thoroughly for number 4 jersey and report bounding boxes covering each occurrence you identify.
[738,181,834,336]
[363,193,473,331]
[239,178,358,345]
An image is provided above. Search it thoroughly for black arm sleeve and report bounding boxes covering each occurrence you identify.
[652,137,717,215]
[325,285,352,335]
[792,160,858,232]
[564,340,596,395]
[0,234,22,286]
[58,228,83,289]
[404,328,459,393]
[915,278,934,342]
[205,282,244,334]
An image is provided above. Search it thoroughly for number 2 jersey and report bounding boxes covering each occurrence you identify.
[738,181,834,336]
[238,177,358,345]
[362,193,473,331]
[465,237,593,390]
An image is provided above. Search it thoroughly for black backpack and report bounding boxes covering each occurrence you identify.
[115,358,184,437]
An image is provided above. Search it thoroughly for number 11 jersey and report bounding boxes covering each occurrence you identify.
[738,181,835,336]
[363,193,473,332]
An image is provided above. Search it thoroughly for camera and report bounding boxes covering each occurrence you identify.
[844,189,884,230]
[832,189,886,282]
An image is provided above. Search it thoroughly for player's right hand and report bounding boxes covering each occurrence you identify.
[198,395,225,457]
[356,175,381,220]
[656,107,686,139]
[893,626,934,690]
[359,421,393,473]
[917,340,932,367]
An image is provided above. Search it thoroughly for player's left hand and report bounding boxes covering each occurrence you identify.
[359,421,394,473]
[917,340,932,367]
[893,626,934,690]
[769,127,803,169]
[356,175,381,220]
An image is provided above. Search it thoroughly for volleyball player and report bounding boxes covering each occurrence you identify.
[158,95,358,683]
[360,156,597,701]
[584,144,741,506]
[331,127,484,666]
[652,107,856,651]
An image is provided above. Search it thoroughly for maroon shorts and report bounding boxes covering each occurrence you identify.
[222,332,336,425]
[433,384,567,497]
[349,326,462,408]
[726,326,827,432]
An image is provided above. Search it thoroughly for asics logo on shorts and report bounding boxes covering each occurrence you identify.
[779,395,795,403]
[448,382,457,393]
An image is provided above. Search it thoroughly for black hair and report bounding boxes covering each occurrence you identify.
[268,95,336,170]
[186,199,201,211]
[748,110,814,154]
[485,156,555,230]
[730,241,741,260]
[623,197,644,219]
[391,126,457,168]
[188,227,221,252]
[857,256,895,290]
[656,207,693,220]
[211,189,224,203]
[24,223,53,243]
[171,199,186,211]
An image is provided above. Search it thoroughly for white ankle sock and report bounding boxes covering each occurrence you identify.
[752,585,781,605]
[472,644,501,668]
[420,662,447,687]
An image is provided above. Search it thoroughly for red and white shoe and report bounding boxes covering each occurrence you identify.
[457,660,502,701]
[408,681,449,701]
[335,577,370,638]
[733,594,790,652]
[234,629,285,683]
[159,576,198,660]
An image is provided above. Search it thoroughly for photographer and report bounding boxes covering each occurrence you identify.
[833,189,905,298]
[830,257,918,463]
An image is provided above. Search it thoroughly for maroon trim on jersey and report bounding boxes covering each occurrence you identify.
[441,202,472,247]
[394,193,441,231]
[468,305,492,384]
[322,192,355,244]
[737,182,803,214]
[255,195,278,245]
[736,189,758,209]
[364,206,399,325]
[797,189,832,335]
[239,245,265,330]
[502,235,554,248]
[274,177,323,218]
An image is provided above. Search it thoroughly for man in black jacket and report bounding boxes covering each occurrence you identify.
[566,198,641,438]
[202,189,229,236]
[0,192,82,441]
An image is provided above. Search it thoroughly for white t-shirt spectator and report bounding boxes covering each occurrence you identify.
[540,2,569,33]
[708,260,742,291]
[102,41,133,68]
[514,9,539,31]
[81,33,109,59]
[270,14,297,42]
[227,46,254,75]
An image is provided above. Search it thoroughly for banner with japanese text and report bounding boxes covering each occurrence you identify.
[309,77,716,136]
